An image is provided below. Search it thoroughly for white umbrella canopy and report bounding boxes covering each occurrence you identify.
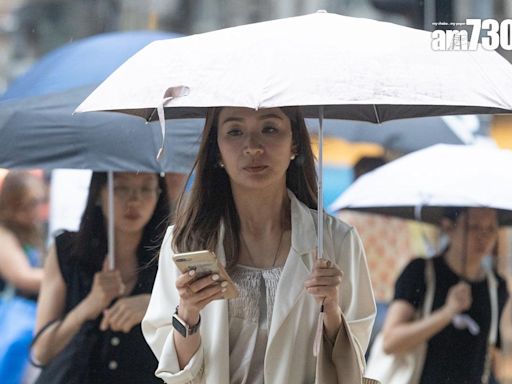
[330,144,512,226]
[76,11,512,120]
[76,11,512,259]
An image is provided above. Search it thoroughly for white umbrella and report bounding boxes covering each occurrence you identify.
[330,144,512,226]
[76,12,512,120]
[76,11,512,260]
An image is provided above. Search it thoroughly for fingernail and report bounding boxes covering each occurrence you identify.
[221,288,227,293]
[221,281,228,287]
[188,270,196,276]
[212,274,220,281]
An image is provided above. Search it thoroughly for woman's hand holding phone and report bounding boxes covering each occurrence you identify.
[175,270,228,325]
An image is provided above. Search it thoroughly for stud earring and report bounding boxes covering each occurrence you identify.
[290,154,296,160]
[218,160,225,168]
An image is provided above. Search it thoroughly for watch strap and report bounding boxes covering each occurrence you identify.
[172,306,201,337]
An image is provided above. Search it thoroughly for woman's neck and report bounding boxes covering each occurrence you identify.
[232,184,289,235]
[114,230,142,261]
[444,245,486,281]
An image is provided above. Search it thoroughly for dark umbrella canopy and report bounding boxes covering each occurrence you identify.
[0,86,202,173]
[0,29,200,173]
[306,115,490,154]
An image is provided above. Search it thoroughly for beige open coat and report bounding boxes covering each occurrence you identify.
[142,191,376,383]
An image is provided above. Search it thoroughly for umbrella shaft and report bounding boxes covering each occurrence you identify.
[318,107,324,260]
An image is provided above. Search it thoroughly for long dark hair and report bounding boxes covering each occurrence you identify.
[173,107,317,268]
[74,172,170,270]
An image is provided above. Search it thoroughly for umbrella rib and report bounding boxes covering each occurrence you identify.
[372,105,381,124]
[148,107,157,122]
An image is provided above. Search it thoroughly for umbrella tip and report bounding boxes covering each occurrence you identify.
[316,9,328,13]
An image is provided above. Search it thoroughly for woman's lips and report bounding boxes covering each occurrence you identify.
[244,165,268,173]
[124,212,141,220]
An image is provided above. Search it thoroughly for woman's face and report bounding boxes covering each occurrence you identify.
[14,184,46,227]
[100,173,160,235]
[449,208,498,259]
[217,107,295,191]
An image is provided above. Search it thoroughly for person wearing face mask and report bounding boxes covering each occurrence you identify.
[0,171,47,384]
[380,208,510,384]
[32,172,170,384]
[142,107,376,384]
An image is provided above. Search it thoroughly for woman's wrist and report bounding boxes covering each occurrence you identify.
[79,295,102,321]
[323,303,342,341]
[178,304,200,326]
[440,304,457,322]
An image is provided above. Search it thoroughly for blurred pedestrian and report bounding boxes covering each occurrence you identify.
[380,208,509,383]
[339,155,441,358]
[0,171,47,384]
[32,172,170,384]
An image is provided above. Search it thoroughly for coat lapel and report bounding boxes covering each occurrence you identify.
[201,225,230,382]
[267,191,317,344]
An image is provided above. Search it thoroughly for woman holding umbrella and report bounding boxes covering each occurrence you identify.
[380,207,509,384]
[32,172,170,383]
[142,107,376,383]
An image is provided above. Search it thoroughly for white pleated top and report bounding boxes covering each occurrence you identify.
[228,265,283,384]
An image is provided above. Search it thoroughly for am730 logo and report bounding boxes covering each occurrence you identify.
[432,19,512,51]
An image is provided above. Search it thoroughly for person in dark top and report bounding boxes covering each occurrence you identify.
[381,207,510,384]
[32,172,170,384]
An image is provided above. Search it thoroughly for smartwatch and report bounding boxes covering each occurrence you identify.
[172,306,201,338]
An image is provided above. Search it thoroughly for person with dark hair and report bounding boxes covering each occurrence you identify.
[353,156,386,180]
[0,171,47,383]
[32,172,170,384]
[379,207,509,384]
[143,107,376,383]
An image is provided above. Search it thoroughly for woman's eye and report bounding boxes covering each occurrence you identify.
[262,125,278,133]
[227,128,242,136]
[114,186,129,192]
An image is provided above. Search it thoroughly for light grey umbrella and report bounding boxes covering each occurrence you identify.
[330,144,512,226]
